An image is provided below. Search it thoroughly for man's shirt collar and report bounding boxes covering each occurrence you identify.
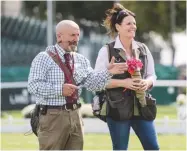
[55,43,71,58]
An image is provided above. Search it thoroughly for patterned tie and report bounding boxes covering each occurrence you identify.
[64,53,72,75]
[64,53,78,103]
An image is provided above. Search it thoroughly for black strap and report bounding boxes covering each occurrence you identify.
[107,41,115,62]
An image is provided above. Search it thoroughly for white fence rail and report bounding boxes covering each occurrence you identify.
[1,80,186,134]
[1,80,187,89]
[1,118,186,134]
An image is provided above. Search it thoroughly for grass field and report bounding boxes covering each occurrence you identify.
[1,105,186,150]
[1,133,186,150]
[1,105,178,119]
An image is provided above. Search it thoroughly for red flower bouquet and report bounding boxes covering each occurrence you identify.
[126,58,146,107]
[127,58,143,74]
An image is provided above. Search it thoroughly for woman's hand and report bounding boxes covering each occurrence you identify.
[138,79,153,91]
[122,78,142,91]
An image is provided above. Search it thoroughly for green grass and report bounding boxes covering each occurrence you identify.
[1,110,23,119]
[1,105,178,119]
[0,105,185,150]
[156,105,177,119]
[1,133,186,150]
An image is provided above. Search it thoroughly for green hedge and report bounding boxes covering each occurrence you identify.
[1,66,30,82]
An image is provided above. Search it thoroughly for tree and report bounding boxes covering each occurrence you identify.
[23,1,186,65]
[121,1,185,38]
[120,1,186,65]
[23,1,113,22]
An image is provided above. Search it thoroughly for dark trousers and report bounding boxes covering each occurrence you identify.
[106,117,160,150]
[38,108,84,150]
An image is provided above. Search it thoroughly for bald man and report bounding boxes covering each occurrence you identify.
[28,20,128,150]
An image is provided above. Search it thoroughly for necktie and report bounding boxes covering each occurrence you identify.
[64,53,72,75]
[64,53,78,103]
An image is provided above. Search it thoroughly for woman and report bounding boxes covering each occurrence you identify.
[94,3,159,150]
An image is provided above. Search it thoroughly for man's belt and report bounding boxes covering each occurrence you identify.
[46,103,81,111]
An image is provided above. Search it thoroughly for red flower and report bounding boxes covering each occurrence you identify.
[123,58,143,92]
[127,58,143,75]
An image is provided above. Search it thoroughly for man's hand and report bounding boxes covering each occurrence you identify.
[108,56,128,75]
[62,83,78,96]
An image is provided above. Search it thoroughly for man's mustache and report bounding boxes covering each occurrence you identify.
[68,41,78,46]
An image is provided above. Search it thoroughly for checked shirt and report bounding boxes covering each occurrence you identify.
[28,44,112,106]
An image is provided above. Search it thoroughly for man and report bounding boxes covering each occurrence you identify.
[28,20,127,150]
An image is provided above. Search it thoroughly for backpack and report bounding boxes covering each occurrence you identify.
[92,44,111,122]
[92,91,107,122]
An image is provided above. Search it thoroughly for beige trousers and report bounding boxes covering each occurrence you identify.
[37,108,84,150]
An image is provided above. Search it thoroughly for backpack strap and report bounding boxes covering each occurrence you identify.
[106,41,115,62]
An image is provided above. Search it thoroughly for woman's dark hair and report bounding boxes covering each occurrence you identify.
[103,3,136,38]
